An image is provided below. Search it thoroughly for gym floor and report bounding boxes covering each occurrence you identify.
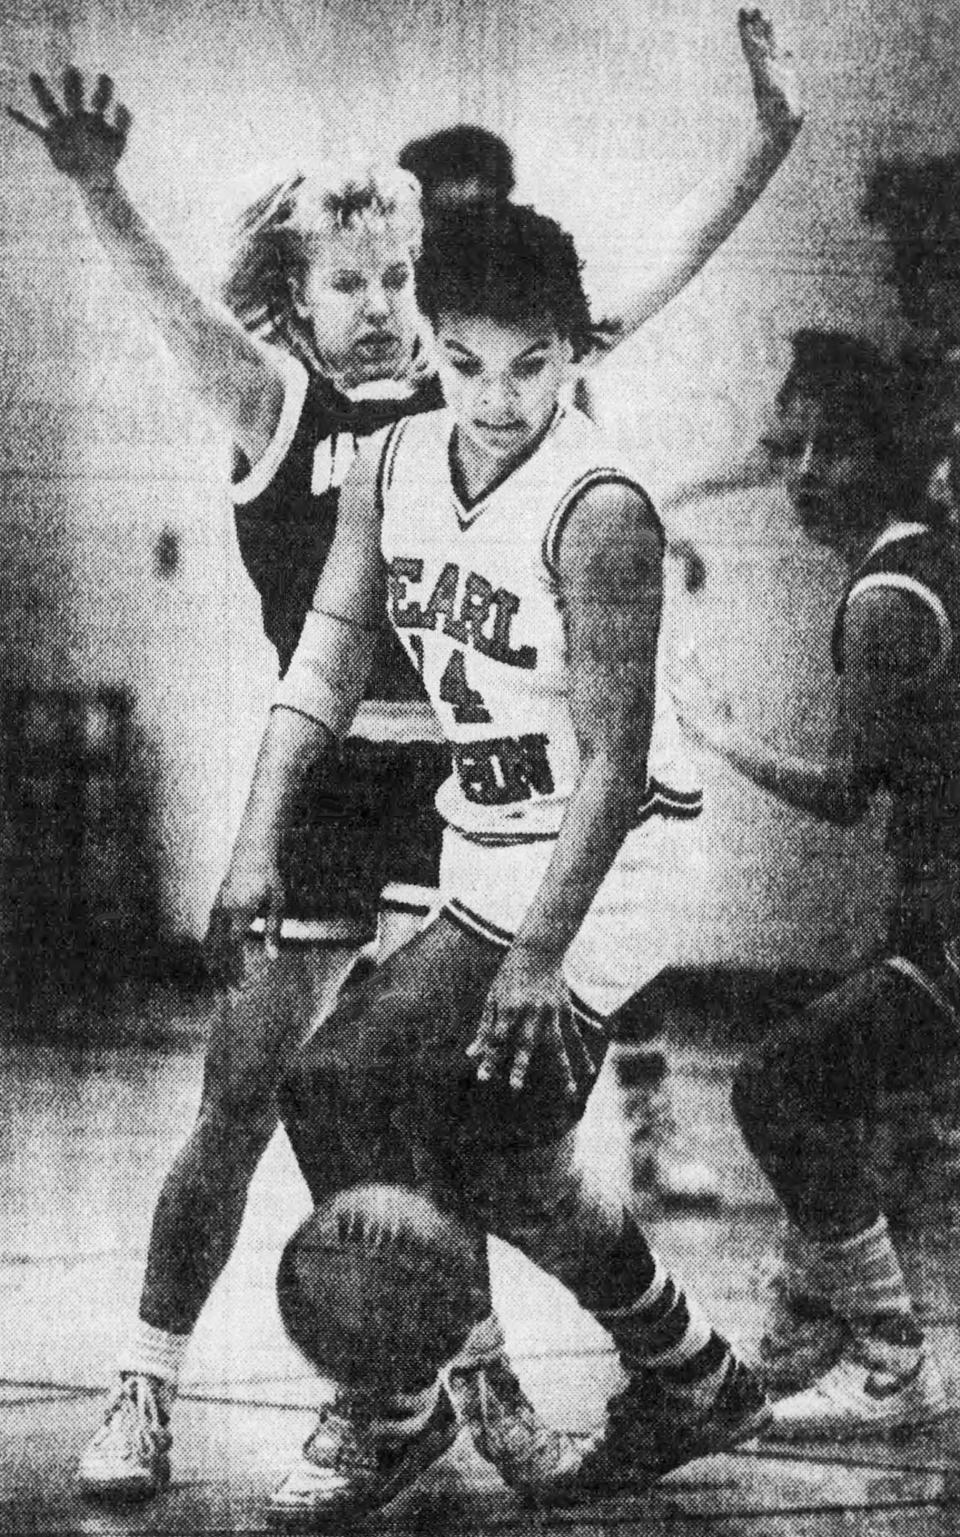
[3,966,960,1536]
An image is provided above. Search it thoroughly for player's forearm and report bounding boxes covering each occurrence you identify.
[233,705,336,858]
[610,123,796,343]
[511,744,645,964]
[79,177,278,453]
[716,726,868,825]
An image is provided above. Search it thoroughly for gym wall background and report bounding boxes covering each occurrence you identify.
[0,0,954,969]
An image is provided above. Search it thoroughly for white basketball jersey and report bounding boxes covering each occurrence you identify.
[377,404,701,843]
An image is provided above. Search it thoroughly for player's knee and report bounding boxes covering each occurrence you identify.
[278,1037,348,1136]
[193,1091,277,1163]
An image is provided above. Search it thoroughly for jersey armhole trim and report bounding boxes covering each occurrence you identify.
[375,418,411,523]
[230,352,310,507]
[848,572,953,667]
[542,471,660,581]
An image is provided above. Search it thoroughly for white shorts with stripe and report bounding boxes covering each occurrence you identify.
[439,809,705,1031]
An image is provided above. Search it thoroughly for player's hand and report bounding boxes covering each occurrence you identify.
[7,68,131,188]
[204,841,285,989]
[467,946,588,1098]
[737,8,803,150]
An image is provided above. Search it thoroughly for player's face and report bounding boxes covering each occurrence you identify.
[764,393,885,551]
[433,313,573,480]
[297,226,419,390]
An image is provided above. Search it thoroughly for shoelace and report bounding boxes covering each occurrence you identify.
[305,1405,368,1473]
[477,1368,560,1465]
[95,1377,165,1462]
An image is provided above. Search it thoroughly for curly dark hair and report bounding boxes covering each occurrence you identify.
[776,329,941,514]
[777,330,900,453]
[398,125,514,205]
[414,202,619,362]
[862,152,960,329]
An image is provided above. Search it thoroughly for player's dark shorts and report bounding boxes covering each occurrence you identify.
[279,735,449,932]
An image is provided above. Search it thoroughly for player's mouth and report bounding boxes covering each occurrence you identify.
[474,419,526,439]
[354,332,400,355]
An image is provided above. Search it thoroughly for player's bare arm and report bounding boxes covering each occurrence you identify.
[469,482,663,1093]
[593,7,803,357]
[204,446,385,986]
[676,587,943,824]
[8,67,285,464]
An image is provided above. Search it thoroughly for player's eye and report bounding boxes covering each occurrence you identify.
[331,272,364,294]
[513,357,547,379]
[448,357,482,377]
[383,265,410,291]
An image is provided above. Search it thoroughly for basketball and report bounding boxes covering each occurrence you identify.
[277,1184,482,1393]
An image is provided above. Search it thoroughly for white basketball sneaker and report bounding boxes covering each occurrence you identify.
[78,1375,172,1501]
[767,1314,948,1441]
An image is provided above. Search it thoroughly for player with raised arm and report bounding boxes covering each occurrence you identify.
[676,330,956,1439]
[7,15,800,1505]
[229,201,772,1525]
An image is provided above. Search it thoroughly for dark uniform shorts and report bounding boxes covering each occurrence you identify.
[279,735,449,932]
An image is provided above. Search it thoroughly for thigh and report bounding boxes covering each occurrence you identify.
[292,914,605,1171]
[741,961,960,1123]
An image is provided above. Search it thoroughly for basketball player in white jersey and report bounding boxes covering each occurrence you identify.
[228,201,772,1524]
[8,18,800,1507]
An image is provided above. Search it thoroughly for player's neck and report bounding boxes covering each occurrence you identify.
[450,408,559,506]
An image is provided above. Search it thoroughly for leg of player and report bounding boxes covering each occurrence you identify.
[446,814,766,1496]
[469,1029,768,1497]
[78,943,338,1502]
[273,1185,484,1529]
[277,915,768,1513]
[732,963,950,1438]
[271,918,591,1526]
[370,884,528,1456]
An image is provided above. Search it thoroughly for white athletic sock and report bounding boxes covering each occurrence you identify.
[813,1216,915,1323]
[120,1320,190,1399]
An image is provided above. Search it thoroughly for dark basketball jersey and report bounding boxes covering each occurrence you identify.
[832,518,960,955]
[230,354,444,684]
[230,354,447,922]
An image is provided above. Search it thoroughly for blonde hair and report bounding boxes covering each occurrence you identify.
[221,161,423,362]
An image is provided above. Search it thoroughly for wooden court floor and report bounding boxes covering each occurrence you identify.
[4,977,960,1535]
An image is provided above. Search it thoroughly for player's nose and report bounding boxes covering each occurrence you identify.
[362,282,391,320]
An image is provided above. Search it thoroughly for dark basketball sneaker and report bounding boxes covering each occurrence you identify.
[573,1357,771,1497]
[756,1263,846,1395]
[267,1386,458,1529]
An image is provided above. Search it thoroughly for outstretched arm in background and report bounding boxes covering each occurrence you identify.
[8,68,285,463]
[594,7,803,358]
